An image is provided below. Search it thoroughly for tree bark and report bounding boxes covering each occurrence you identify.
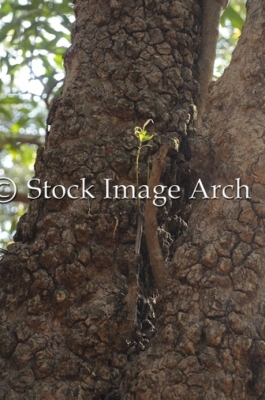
[0,1,201,398]
[1,0,265,399]
[122,1,265,399]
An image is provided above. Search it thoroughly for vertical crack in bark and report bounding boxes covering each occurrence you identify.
[144,145,169,292]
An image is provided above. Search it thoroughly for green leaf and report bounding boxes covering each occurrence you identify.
[139,130,147,142]
[141,135,153,142]
[0,96,24,105]
[221,6,245,30]
[0,106,12,119]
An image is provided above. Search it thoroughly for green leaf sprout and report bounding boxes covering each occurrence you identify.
[134,119,154,208]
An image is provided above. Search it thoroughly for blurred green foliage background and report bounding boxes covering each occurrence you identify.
[0,0,246,246]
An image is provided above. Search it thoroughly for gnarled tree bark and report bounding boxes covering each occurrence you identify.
[122,1,265,399]
[1,0,264,399]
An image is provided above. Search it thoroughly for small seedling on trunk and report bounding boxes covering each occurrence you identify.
[134,119,154,209]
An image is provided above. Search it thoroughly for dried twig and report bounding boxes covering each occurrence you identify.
[0,191,29,204]
[144,145,169,292]
[135,202,144,255]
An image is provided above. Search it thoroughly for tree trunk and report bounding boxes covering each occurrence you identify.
[1,0,264,399]
[121,1,265,399]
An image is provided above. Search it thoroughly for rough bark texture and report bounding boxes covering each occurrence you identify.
[122,1,265,399]
[1,0,264,398]
[0,0,201,398]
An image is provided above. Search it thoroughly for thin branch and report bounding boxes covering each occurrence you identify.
[196,0,227,126]
[135,202,144,255]
[0,191,29,204]
[41,78,64,109]
[144,145,169,292]
[0,135,43,148]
